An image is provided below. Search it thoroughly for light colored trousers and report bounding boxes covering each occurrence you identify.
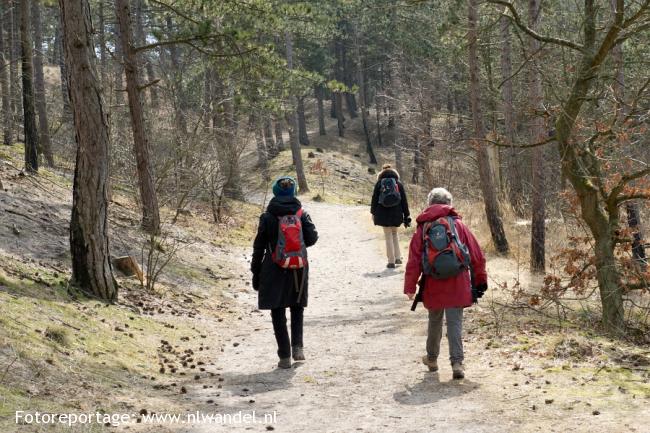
[427,308,464,364]
[382,227,401,263]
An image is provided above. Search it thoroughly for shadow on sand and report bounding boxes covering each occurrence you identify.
[393,372,480,405]
[218,365,298,397]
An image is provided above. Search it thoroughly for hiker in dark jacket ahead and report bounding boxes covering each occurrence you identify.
[251,176,318,369]
[371,164,411,268]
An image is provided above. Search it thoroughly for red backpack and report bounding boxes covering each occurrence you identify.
[272,209,308,269]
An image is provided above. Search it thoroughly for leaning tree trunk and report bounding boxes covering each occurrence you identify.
[284,30,309,193]
[115,0,160,234]
[528,0,546,272]
[20,0,39,173]
[60,0,117,301]
[31,0,53,167]
[468,0,509,254]
[0,4,12,146]
[550,0,630,335]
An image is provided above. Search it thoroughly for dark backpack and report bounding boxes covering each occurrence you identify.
[271,208,308,269]
[422,216,471,279]
[378,178,401,207]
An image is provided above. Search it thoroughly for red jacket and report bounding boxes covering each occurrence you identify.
[404,204,487,309]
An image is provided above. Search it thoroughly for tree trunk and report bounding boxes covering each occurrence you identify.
[297,96,309,145]
[468,0,509,254]
[251,115,268,173]
[263,118,276,157]
[165,15,187,136]
[610,0,646,264]
[31,0,53,167]
[354,27,377,165]
[284,31,309,193]
[134,0,158,108]
[11,1,22,126]
[274,117,285,152]
[528,0,546,272]
[1,3,12,145]
[220,84,243,199]
[500,17,523,214]
[388,59,403,175]
[115,0,160,233]
[60,0,117,301]
[97,0,107,86]
[335,91,345,137]
[112,17,124,107]
[315,84,326,136]
[54,17,71,118]
[341,35,358,119]
[8,1,18,136]
[626,204,647,263]
[552,0,628,335]
[20,0,39,172]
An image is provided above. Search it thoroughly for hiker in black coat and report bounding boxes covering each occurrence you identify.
[251,176,318,368]
[370,164,410,268]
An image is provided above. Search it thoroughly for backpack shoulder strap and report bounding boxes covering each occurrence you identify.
[422,221,433,242]
[446,216,460,239]
[447,216,471,265]
[296,208,304,218]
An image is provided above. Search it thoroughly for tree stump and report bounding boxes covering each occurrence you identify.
[112,256,144,282]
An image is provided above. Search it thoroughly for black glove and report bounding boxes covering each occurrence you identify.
[252,274,260,291]
[403,216,412,228]
[472,283,487,303]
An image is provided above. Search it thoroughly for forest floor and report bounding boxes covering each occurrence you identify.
[1,124,649,432]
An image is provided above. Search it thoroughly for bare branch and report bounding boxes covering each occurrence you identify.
[609,167,650,204]
[485,0,584,52]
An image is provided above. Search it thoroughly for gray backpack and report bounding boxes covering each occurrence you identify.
[422,217,471,279]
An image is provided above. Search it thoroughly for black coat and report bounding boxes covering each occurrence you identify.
[370,169,410,227]
[251,196,318,310]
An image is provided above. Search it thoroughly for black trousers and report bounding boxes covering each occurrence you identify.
[271,306,304,359]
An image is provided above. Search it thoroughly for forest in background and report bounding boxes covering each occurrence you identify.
[0,0,649,336]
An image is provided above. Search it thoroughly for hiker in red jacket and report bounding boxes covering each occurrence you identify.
[404,187,487,379]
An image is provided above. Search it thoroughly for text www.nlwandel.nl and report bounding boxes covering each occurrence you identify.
[15,410,278,426]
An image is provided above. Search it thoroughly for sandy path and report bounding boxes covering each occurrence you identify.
[185,202,498,433]
[179,202,649,433]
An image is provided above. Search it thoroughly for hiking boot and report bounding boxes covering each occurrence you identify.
[387,263,396,269]
[292,346,305,361]
[452,362,465,379]
[422,355,438,372]
[395,258,403,265]
[277,358,292,369]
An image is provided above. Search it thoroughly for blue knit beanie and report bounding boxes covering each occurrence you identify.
[272,176,297,197]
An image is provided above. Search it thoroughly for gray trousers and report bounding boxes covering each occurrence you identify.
[427,308,464,364]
